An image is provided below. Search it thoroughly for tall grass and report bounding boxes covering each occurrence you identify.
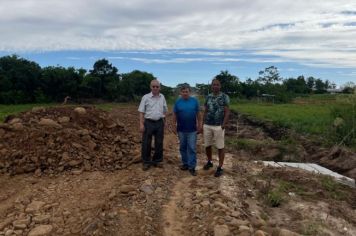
[231,102,333,134]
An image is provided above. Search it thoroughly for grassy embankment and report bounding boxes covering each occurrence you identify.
[231,94,352,135]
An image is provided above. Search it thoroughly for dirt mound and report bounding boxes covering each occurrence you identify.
[0,106,141,175]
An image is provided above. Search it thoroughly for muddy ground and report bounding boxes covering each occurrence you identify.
[0,105,355,236]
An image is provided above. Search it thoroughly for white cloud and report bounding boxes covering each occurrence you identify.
[0,0,356,69]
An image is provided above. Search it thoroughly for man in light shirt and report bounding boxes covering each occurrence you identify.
[138,80,168,171]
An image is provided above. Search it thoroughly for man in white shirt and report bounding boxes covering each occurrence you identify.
[138,80,168,171]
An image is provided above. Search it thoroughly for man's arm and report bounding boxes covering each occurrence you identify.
[200,105,207,132]
[172,112,177,134]
[222,106,230,130]
[196,111,202,134]
[139,112,145,133]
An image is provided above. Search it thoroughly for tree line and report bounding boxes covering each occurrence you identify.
[0,55,354,104]
[0,55,173,104]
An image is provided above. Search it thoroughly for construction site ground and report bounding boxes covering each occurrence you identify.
[0,104,355,236]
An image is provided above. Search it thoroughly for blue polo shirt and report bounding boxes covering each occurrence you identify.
[174,97,199,132]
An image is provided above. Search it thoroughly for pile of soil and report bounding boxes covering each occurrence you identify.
[0,106,141,175]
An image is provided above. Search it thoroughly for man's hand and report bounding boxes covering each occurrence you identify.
[198,125,203,134]
[140,123,145,133]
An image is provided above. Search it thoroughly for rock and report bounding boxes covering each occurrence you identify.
[12,123,24,131]
[88,140,97,151]
[74,107,86,115]
[214,201,229,210]
[200,200,210,208]
[39,118,62,129]
[58,116,70,123]
[214,224,230,236]
[119,185,136,193]
[28,225,53,236]
[250,216,266,228]
[254,230,266,236]
[13,230,23,235]
[0,216,14,230]
[25,201,46,213]
[68,160,82,167]
[239,225,251,232]
[8,118,22,124]
[32,107,46,112]
[278,228,301,236]
[0,128,5,136]
[33,215,51,224]
[71,169,83,175]
[140,184,154,195]
[4,229,14,236]
[13,217,31,229]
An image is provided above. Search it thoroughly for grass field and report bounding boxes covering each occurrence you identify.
[231,102,334,134]
[0,104,57,122]
[231,94,355,135]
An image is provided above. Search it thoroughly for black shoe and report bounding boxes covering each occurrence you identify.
[203,161,213,170]
[189,169,197,176]
[142,164,150,171]
[214,167,223,177]
[180,164,189,170]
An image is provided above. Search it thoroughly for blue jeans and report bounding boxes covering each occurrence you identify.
[178,131,197,170]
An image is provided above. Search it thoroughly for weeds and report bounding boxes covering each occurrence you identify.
[320,175,346,200]
[302,220,324,235]
[266,189,283,207]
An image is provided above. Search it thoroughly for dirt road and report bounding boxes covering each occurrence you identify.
[0,105,355,236]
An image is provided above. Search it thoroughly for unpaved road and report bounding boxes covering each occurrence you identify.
[0,105,355,236]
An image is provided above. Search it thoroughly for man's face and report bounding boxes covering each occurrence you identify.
[211,80,221,93]
[180,88,190,100]
[150,82,160,95]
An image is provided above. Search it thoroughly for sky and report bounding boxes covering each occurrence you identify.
[0,0,356,88]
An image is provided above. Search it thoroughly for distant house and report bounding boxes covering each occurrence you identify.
[326,88,343,94]
[261,93,275,103]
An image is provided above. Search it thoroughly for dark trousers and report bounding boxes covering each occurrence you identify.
[141,119,164,164]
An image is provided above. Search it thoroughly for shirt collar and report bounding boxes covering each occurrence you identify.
[150,92,161,97]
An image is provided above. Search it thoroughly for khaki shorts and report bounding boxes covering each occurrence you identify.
[203,124,225,149]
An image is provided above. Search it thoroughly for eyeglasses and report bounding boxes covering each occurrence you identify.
[152,86,160,88]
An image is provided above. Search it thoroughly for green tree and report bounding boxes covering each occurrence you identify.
[214,70,240,97]
[41,66,83,102]
[306,76,315,92]
[257,66,281,84]
[315,79,327,93]
[0,55,41,103]
[120,70,156,100]
[283,76,309,94]
[89,59,120,97]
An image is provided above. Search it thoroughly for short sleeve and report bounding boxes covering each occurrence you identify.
[162,95,168,113]
[194,98,200,112]
[224,94,230,106]
[138,95,146,113]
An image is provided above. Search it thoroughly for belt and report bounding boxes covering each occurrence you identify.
[145,118,163,122]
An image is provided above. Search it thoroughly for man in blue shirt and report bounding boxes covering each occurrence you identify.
[173,83,202,176]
